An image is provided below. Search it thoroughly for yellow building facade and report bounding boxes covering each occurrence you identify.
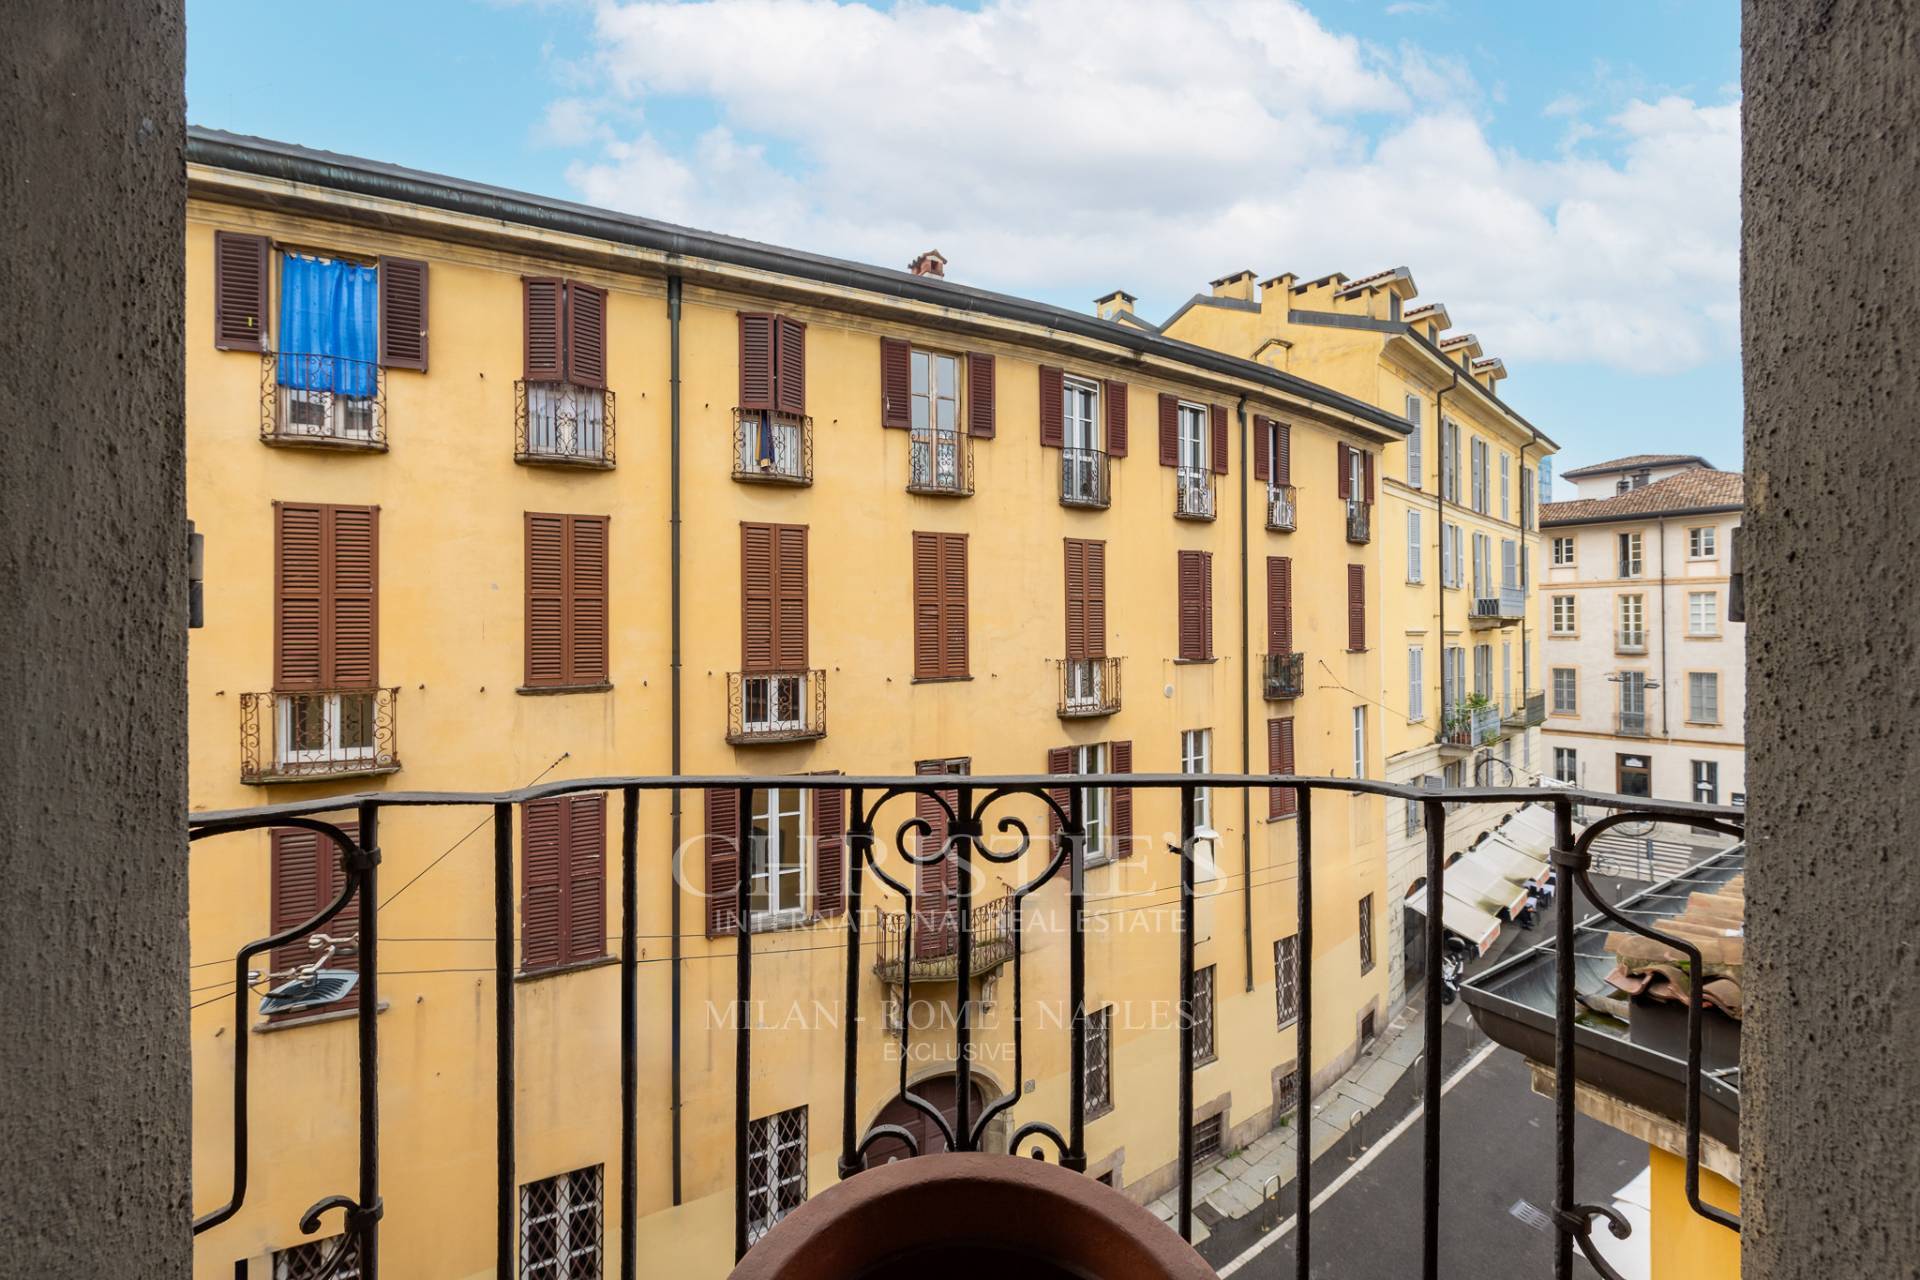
[1160,267,1557,1007]
[185,132,1412,1278]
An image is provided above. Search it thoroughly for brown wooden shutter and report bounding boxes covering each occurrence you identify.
[1275,422,1292,485]
[705,787,740,937]
[1046,746,1072,840]
[1104,379,1128,457]
[914,533,968,679]
[524,278,564,382]
[377,257,429,371]
[328,506,379,689]
[565,794,607,963]
[1267,556,1293,655]
[1347,563,1367,652]
[1210,404,1229,476]
[1363,450,1375,501]
[1038,365,1064,447]
[1110,740,1134,858]
[1064,539,1106,662]
[1268,718,1297,818]
[567,516,609,685]
[740,524,773,672]
[565,282,607,389]
[522,797,565,969]
[270,822,360,1013]
[967,353,996,438]
[525,514,567,687]
[774,315,807,416]
[1253,415,1271,482]
[776,524,808,669]
[738,313,775,410]
[214,231,269,352]
[943,534,968,677]
[275,502,326,692]
[914,760,952,956]
[1337,443,1353,499]
[1202,552,1214,658]
[1158,393,1179,466]
[880,337,912,429]
[813,782,845,919]
[1178,550,1212,661]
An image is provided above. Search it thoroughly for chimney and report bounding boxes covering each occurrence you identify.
[908,249,947,278]
[1095,289,1137,321]
[1210,269,1256,302]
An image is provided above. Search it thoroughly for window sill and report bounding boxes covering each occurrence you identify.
[247,763,400,786]
[517,682,614,696]
[911,675,974,685]
[1346,647,1369,655]
[1684,633,1721,641]
[261,431,387,454]
[516,954,619,985]
[1685,720,1723,728]
[1172,657,1218,666]
[1193,1052,1218,1070]
[1087,1101,1114,1123]
[254,1001,390,1034]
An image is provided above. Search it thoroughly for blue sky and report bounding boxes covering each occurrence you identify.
[188,0,1742,484]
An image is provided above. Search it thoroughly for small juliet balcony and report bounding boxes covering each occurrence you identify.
[1174,466,1215,520]
[1264,483,1297,532]
[1505,690,1547,729]
[261,352,386,450]
[1469,585,1528,627]
[733,409,812,486]
[727,670,826,745]
[1618,709,1650,738]
[1345,497,1372,544]
[1437,701,1503,753]
[1616,628,1648,655]
[1263,650,1306,700]
[873,893,1016,984]
[515,379,614,468]
[1057,656,1121,718]
[1059,446,1111,509]
[908,426,973,497]
[239,687,400,784]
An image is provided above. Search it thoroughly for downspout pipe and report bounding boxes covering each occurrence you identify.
[667,275,684,1207]
[1236,396,1254,993]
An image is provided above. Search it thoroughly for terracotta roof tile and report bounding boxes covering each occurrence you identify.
[1542,468,1744,524]
[1560,453,1712,479]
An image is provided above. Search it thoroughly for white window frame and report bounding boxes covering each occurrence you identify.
[1552,667,1578,714]
[1062,376,1100,452]
[1470,437,1488,513]
[1442,421,1461,503]
[1689,672,1721,723]
[1406,509,1423,583]
[1619,594,1645,646]
[1075,742,1112,866]
[1499,452,1511,520]
[1181,729,1212,833]
[1176,402,1208,470]
[1552,535,1575,566]
[1692,760,1720,805]
[1688,526,1717,559]
[1552,595,1577,634]
[1553,746,1579,786]
[275,690,376,769]
[1408,646,1425,722]
[742,672,808,734]
[1474,643,1493,697]
[1351,706,1367,779]
[745,1107,808,1245]
[1688,591,1719,636]
[1619,531,1644,579]
[749,786,810,928]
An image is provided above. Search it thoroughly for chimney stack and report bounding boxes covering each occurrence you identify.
[908,250,948,278]
[1095,289,1137,321]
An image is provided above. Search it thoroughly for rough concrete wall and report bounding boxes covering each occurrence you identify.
[0,3,189,1273]
[1742,2,1920,1274]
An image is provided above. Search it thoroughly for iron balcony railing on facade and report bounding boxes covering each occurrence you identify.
[1174,466,1215,520]
[907,426,974,496]
[1057,656,1121,718]
[1618,709,1650,737]
[261,352,387,450]
[239,688,399,785]
[515,380,615,468]
[1469,585,1528,625]
[732,409,812,486]
[1616,628,1648,655]
[726,670,826,744]
[1265,484,1297,532]
[1345,498,1372,544]
[1263,650,1306,700]
[188,770,1743,1280]
[873,892,1016,983]
[1438,702,1503,750]
[1058,447,1111,509]
[1505,690,1547,729]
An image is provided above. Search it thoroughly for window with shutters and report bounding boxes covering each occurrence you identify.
[1408,646,1425,722]
[1404,393,1423,486]
[746,1107,809,1246]
[1074,742,1113,865]
[1062,539,1118,716]
[1267,717,1297,819]
[903,347,974,496]
[749,788,811,925]
[1346,564,1367,652]
[1171,400,1217,519]
[521,794,607,972]
[1261,417,1297,531]
[266,823,361,1017]
[1470,437,1489,513]
[733,523,822,742]
[1352,706,1368,779]
[517,278,612,466]
[1263,555,1303,700]
[1441,421,1461,503]
[1177,550,1214,662]
[734,314,812,485]
[1339,443,1374,542]
[1274,935,1301,1028]
[523,513,610,692]
[1085,1005,1114,1118]
[259,503,393,782]
[1191,964,1217,1066]
[1407,509,1423,583]
[1499,452,1511,520]
[911,532,969,681]
[519,1165,603,1279]
[260,250,390,449]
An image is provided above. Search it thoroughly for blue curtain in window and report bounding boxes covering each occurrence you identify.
[277,255,378,396]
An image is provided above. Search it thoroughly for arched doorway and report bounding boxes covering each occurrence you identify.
[864,1074,990,1167]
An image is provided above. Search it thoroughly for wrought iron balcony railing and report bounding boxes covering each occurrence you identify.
[1618,709,1650,737]
[1058,446,1111,509]
[873,893,1016,983]
[515,380,615,468]
[1469,586,1527,625]
[908,426,973,496]
[1505,690,1547,728]
[1438,702,1503,749]
[1263,650,1306,700]
[188,771,1743,1278]
[1174,466,1215,520]
[1057,656,1121,718]
[239,688,399,784]
[261,353,386,450]
[726,670,826,744]
[1615,629,1647,655]
[733,409,812,485]
[1345,498,1372,544]
[1265,483,1297,532]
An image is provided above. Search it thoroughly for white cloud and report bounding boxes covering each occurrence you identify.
[558,0,1739,375]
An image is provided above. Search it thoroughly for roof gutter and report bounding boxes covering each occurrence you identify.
[186,128,1410,442]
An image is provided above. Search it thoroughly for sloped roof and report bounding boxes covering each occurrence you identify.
[1542,468,1745,525]
[1561,453,1712,479]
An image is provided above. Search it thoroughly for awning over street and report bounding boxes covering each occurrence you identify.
[1403,888,1501,955]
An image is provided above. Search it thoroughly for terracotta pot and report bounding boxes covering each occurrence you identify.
[729,1152,1218,1280]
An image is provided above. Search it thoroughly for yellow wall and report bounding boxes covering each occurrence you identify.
[1648,1145,1740,1280]
[187,185,1395,1278]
